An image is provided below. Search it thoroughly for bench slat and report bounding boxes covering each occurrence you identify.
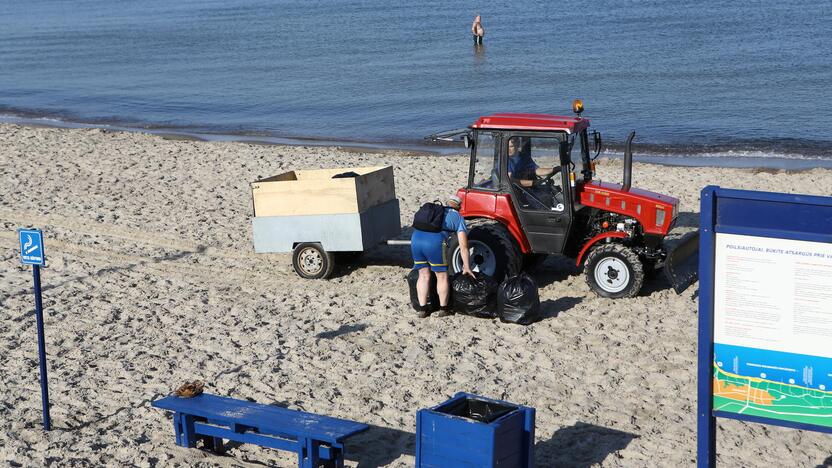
[153,394,368,443]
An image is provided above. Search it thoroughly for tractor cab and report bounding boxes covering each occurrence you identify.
[465,109,596,256]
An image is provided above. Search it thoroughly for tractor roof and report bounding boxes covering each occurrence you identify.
[471,113,590,134]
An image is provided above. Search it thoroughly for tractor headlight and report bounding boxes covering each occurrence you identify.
[656,208,666,227]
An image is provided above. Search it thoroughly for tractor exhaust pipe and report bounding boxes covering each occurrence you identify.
[622,131,635,191]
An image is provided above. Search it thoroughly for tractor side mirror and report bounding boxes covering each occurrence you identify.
[592,131,602,160]
[463,134,474,149]
[559,140,571,166]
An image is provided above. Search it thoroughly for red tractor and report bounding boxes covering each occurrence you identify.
[430,100,698,298]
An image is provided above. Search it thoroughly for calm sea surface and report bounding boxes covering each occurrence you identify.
[1,0,831,167]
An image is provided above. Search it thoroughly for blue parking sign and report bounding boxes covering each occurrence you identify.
[19,229,45,266]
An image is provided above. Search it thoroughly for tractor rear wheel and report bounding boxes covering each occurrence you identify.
[584,243,644,298]
[446,219,522,282]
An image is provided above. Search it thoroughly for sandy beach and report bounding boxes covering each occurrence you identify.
[2,123,832,467]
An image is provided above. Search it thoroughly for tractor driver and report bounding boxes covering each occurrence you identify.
[507,137,560,188]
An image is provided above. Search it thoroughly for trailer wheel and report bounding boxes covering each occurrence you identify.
[292,243,335,279]
[584,243,644,298]
[446,219,522,282]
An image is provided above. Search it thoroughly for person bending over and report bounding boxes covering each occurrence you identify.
[411,195,475,318]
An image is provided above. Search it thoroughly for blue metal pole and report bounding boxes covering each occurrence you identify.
[697,187,717,467]
[33,265,51,431]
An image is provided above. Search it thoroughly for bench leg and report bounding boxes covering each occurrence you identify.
[173,413,183,446]
[333,448,345,468]
[298,438,321,468]
[180,414,197,448]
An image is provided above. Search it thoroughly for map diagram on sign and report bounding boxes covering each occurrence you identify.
[713,347,832,428]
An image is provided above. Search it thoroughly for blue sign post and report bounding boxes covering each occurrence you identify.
[698,187,832,467]
[18,228,51,431]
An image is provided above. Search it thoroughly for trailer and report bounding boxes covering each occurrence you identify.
[251,166,406,279]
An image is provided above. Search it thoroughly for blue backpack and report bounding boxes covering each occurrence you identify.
[413,202,445,233]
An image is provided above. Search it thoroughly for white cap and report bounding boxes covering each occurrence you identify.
[447,195,462,207]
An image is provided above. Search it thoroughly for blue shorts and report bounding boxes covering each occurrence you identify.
[411,230,448,272]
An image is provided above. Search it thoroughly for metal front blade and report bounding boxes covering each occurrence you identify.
[664,230,700,294]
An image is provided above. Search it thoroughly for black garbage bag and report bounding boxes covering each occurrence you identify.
[497,272,541,325]
[452,272,498,318]
[407,269,441,312]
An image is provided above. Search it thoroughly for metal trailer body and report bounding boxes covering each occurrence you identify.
[252,199,401,253]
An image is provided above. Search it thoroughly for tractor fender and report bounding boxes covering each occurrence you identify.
[575,231,630,266]
[458,190,532,253]
[461,214,531,253]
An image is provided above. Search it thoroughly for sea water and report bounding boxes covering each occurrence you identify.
[1,0,830,167]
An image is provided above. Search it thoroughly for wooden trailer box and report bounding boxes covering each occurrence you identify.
[250,166,403,278]
[251,166,396,217]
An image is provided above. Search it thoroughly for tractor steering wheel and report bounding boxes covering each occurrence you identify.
[534,169,564,207]
[533,169,555,186]
[534,167,561,188]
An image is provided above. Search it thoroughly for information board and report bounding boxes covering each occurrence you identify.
[713,233,832,429]
[698,186,832,467]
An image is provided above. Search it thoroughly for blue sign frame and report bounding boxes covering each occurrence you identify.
[17,227,51,430]
[698,186,832,467]
[19,228,45,266]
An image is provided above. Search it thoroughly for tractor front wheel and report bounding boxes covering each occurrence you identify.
[446,219,522,282]
[584,243,644,299]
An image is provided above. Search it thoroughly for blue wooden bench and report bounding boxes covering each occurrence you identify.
[152,393,369,468]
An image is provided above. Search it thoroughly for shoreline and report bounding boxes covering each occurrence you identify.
[2,115,832,171]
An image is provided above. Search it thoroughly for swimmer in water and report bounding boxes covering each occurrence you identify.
[471,15,484,45]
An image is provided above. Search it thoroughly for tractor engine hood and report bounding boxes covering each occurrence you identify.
[577,181,679,235]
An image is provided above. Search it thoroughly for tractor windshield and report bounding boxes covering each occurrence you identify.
[470,131,499,189]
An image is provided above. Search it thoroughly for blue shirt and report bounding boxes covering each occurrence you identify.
[508,153,538,179]
[442,208,467,238]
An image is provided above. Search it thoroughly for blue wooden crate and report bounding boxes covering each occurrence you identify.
[416,392,535,468]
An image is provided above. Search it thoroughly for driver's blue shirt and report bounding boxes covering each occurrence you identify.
[508,153,538,178]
